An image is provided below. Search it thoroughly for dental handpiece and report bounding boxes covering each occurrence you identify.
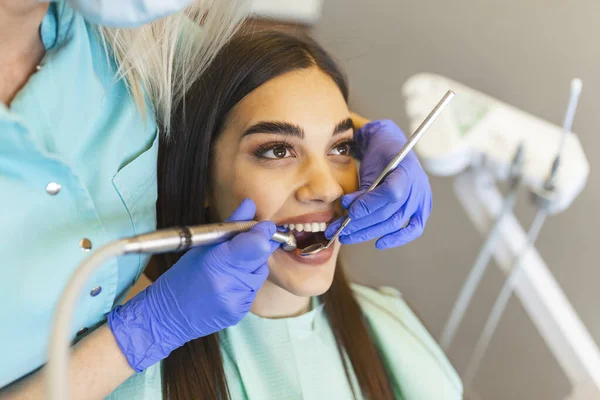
[121,221,297,254]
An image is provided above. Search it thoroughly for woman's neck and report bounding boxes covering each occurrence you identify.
[251,280,312,319]
[0,2,48,104]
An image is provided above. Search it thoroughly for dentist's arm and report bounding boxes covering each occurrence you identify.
[0,326,135,400]
[1,199,276,399]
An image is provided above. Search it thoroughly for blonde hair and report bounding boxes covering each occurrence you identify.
[96,0,249,134]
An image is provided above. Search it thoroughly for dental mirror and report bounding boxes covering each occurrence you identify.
[300,90,456,256]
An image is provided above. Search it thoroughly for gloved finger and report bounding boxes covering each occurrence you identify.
[375,215,425,249]
[268,239,282,253]
[240,290,262,310]
[340,190,365,209]
[225,198,257,222]
[325,202,397,239]
[340,203,399,236]
[324,215,346,239]
[219,221,277,266]
[346,168,411,220]
[338,203,412,245]
[354,119,398,143]
[232,263,269,292]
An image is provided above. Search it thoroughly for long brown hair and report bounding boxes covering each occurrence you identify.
[155,29,395,400]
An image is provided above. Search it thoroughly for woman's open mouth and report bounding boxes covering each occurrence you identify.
[281,222,329,250]
[275,211,338,264]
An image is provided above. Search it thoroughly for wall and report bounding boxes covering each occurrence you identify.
[311,1,600,399]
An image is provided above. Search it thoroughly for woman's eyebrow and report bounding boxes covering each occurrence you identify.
[242,121,304,138]
[333,118,354,135]
[241,117,354,139]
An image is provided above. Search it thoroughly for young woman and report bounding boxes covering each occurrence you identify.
[108,30,461,399]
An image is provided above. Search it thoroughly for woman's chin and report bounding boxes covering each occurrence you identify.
[266,246,339,297]
[275,278,333,298]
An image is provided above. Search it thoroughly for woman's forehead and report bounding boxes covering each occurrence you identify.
[227,67,350,137]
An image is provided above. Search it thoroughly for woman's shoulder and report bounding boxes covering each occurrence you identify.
[351,283,464,400]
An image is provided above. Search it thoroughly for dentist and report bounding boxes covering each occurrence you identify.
[0,1,432,398]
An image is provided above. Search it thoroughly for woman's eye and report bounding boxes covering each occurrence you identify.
[264,145,291,159]
[329,143,352,156]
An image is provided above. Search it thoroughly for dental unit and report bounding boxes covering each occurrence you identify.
[403,73,599,400]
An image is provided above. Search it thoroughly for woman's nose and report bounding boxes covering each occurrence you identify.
[295,158,344,204]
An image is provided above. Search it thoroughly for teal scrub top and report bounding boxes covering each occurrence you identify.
[0,2,158,388]
[107,284,463,399]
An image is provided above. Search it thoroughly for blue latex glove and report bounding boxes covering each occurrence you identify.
[107,198,277,372]
[325,119,432,249]
[56,0,193,27]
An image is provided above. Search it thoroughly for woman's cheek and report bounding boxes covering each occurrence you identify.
[335,163,359,194]
[237,167,294,221]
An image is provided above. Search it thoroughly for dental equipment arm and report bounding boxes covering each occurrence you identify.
[48,211,295,399]
[462,78,583,389]
[439,142,525,351]
[402,74,600,400]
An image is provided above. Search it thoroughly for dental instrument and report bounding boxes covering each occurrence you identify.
[300,89,456,256]
[121,221,297,253]
[47,221,295,400]
[402,73,599,400]
[462,78,583,389]
[439,142,525,352]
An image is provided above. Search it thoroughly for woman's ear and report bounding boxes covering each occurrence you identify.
[350,111,370,130]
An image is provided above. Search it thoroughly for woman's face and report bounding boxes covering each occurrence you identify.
[209,66,358,298]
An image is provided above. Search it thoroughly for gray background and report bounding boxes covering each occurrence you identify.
[309,1,599,399]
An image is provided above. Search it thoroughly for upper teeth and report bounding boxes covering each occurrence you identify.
[283,222,327,232]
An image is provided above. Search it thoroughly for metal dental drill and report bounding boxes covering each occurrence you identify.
[122,221,297,254]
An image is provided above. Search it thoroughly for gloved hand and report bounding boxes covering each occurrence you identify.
[107,198,277,372]
[325,119,432,249]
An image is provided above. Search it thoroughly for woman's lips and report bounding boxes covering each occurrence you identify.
[277,241,336,265]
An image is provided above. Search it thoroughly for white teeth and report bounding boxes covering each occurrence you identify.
[282,222,329,232]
